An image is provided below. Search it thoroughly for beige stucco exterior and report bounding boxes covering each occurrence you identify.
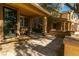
[64,38,79,56]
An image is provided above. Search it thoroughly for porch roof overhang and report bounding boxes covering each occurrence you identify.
[4,3,51,17]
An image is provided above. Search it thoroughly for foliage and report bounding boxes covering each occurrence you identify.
[40,3,64,17]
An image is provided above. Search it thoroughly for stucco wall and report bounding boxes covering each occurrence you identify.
[0,4,4,41]
[64,38,79,56]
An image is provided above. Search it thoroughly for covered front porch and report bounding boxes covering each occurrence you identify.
[0,3,51,42]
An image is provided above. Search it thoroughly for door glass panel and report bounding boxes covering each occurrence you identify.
[4,8,17,39]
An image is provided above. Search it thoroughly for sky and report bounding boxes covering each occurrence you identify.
[59,3,78,17]
[59,4,71,12]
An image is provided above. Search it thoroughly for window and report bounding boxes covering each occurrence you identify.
[3,7,17,39]
[20,16,29,35]
[20,16,28,27]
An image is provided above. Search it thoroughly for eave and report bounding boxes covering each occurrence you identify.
[3,3,52,17]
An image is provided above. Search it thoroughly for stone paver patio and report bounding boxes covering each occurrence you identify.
[0,34,64,56]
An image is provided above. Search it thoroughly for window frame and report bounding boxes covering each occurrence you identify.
[3,7,17,39]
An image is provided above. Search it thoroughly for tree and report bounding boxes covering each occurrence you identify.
[66,3,79,18]
[39,3,64,17]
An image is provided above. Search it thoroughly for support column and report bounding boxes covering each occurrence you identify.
[0,5,4,42]
[42,17,47,35]
[70,23,72,31]
[67,23,69,31]
[68,22,70,31]
[70,22,71,31]
[64,22,66,31]
[17,9,20,37]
